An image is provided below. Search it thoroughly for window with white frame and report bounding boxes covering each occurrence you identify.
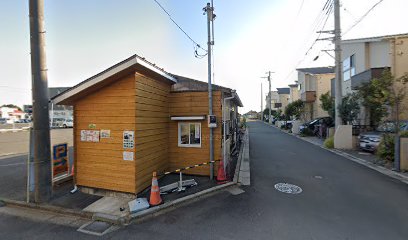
[178,122,201,147]
[343,54,356,81]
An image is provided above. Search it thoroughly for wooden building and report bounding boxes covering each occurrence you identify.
[52,55,242,195]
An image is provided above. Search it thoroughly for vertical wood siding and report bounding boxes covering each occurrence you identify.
[74,75,137,193]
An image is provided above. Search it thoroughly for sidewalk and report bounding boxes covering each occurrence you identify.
[0,129,249,231]
[262,121,408,185]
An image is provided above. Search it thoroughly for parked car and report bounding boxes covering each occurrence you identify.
[0,118,6,124]
[359,121,408,152]
[61,119,73,128]
[299,117,334,135]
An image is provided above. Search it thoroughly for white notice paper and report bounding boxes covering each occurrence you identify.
[123,151,134,161]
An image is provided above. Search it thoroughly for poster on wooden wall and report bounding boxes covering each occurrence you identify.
[123,151,134,161]
[80,130,100,142]
[100,129,111,138]
[123,130,134,149]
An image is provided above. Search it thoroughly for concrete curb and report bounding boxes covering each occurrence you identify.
[129,182,236,224]
[0,130,250,226]
[0,198,93,219]
[238,128,250,186]
[263,121,408,185]
[128,129,250,224]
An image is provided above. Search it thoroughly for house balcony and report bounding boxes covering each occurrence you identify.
[350,67,386,90]
[301,91,316,103]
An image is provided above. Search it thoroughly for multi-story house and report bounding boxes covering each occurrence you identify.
[288,83,300,103]
[276,88,290,111]
[265,91,279,111]
[297,67,335,121]
[342,33,408,122]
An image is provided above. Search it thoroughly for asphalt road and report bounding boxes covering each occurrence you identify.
[1,121,408,239]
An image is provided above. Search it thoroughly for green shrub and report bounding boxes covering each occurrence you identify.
[376,134,395,162]
[324,136,334,149]
[400,131,408,137]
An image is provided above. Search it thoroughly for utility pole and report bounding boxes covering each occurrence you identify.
[29,0,52,202]
[204,2,215,179]
[267,71,273,124]
[261,82,263,120]
[334,0,343,127]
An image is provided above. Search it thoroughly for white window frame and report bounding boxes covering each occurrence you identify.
[178,122,202,148]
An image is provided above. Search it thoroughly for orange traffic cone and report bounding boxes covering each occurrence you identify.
[216,161,228,184]
[149,172,162,206]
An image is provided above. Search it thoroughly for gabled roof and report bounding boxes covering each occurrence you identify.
[172,75,243,107]
[276,88,290,95]
[52,54,176,105]
[296,67,335,75]
[342,33,408,44]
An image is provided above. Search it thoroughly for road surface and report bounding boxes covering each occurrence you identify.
[1,121,407,239]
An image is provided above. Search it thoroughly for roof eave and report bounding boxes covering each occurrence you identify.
[52,55,176,105]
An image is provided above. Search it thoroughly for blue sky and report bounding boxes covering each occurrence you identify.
[1,0,408,113]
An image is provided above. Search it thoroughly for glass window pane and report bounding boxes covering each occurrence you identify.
[180,124,189,145]
[190,123,201,144]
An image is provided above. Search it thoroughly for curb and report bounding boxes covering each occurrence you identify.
[0,130,250,226]
[129,181,236,224]
[263,121,408,185]
[129,129,250,224]
[0,198,93,219]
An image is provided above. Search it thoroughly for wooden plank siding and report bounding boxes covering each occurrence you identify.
[134,73,172,193]
[74,74,137,193]
[168,91,223,175]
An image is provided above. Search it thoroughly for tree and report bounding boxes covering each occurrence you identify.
[0,104,22,111]
[262,108,277,121]
[357,68,408,129]
[338,93,360,125]
[284,100,304,120]
[319,91,335,119]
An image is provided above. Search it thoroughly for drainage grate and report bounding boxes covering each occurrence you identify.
[77,221,119,236]
[274,183,302,194]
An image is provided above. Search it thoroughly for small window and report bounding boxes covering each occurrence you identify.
[343,54,356,81]
[178,122,201,147]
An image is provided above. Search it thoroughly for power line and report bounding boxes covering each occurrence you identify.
[152,0,208,54]
[343,0,385,36]
[283,0,334,82]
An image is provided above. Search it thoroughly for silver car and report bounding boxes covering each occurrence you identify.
[359,121,408,152]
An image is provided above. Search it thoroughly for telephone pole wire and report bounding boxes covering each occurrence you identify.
[29,0,52,203]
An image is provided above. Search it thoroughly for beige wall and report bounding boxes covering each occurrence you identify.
[279,93,290,111]
[390,36,408,120]
[289,86,300,103]
[314,73,334,119]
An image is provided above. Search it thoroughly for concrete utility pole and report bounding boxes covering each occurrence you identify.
[267,71,273,124]
[334,0,343,127]
[261,82,263,120]
[29,0,52,202]
[204,2,215,179]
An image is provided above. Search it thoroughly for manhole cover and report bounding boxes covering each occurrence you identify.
[274,183,302,194]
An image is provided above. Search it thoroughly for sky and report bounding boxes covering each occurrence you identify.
[1,0,408,113]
